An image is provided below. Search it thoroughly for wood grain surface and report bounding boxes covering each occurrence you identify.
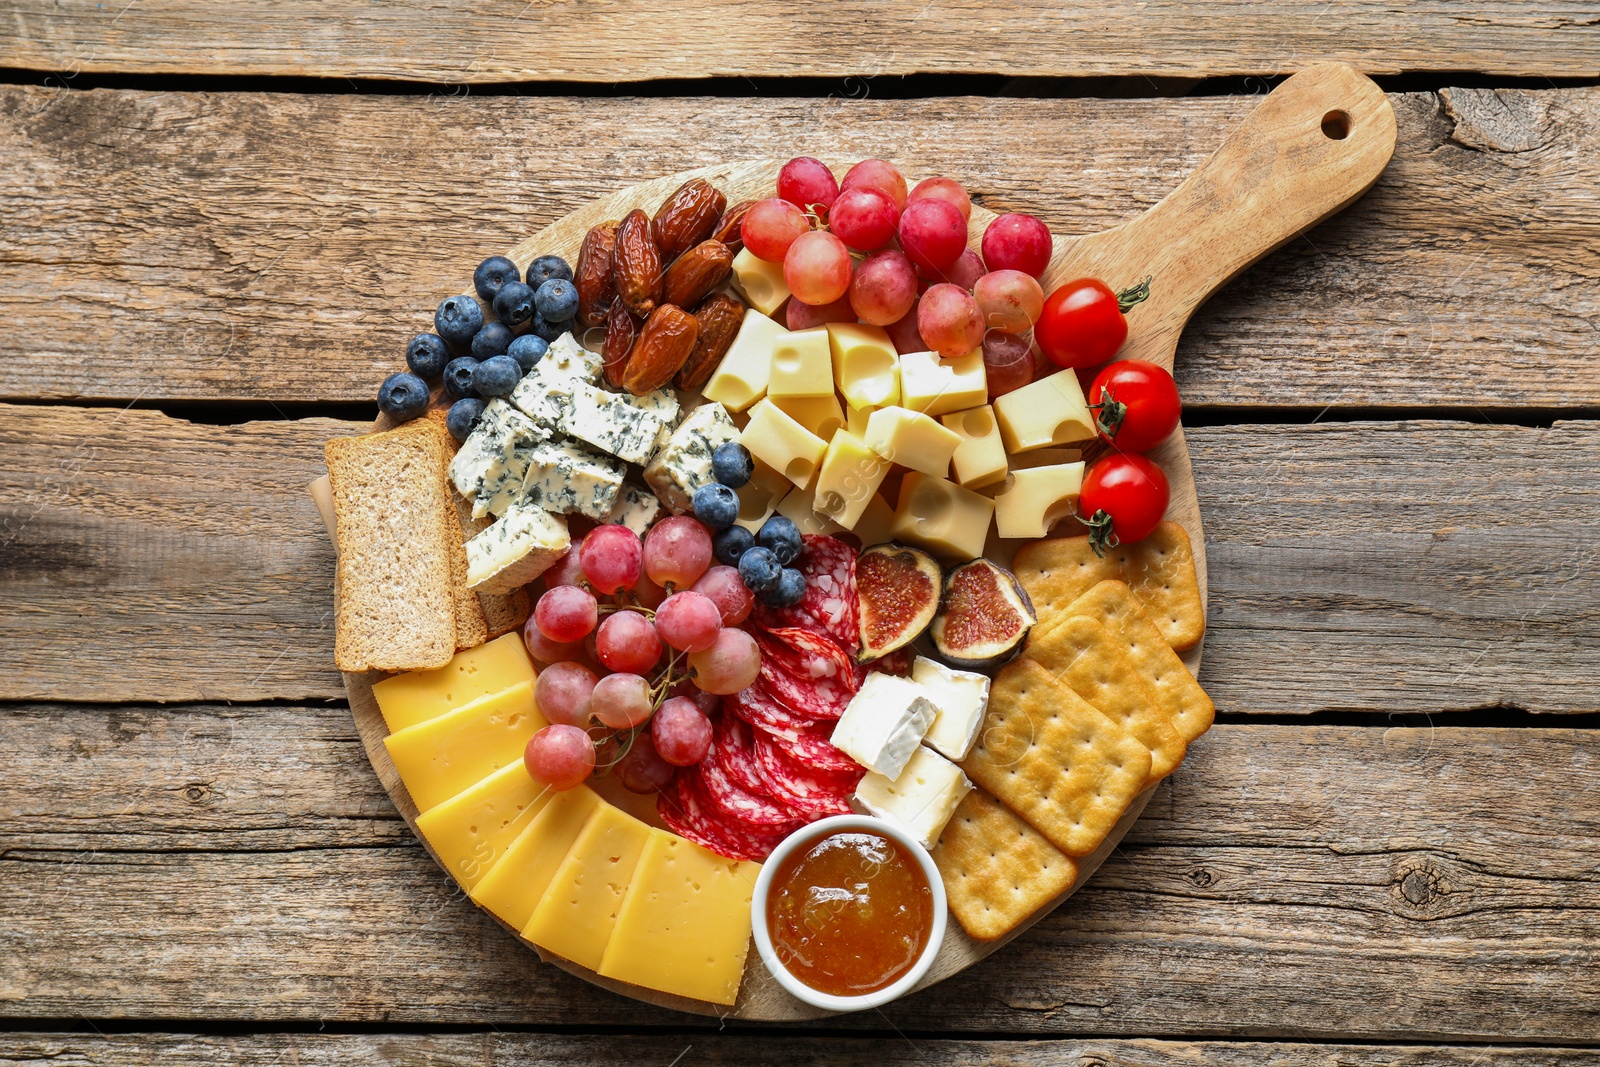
[5,1,1599,82]
[2,86,1599,408]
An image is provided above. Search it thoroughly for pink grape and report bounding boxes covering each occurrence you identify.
[617,571,668,611]
[643,515,713,591]
[595,609,662,674]
[898,197,968,275]
[691,565,755,626]
[974,269,1045,332]
[590,672,655,730]
[654,591,724,653]
[982,331,1035,398]
[885,308,929,354]
[828,186,900,252]
[542,543,587,589]
[525,724,595,791]
[522,615,582,665]
[579,524,642,594]
[917,283,986,358]
[534,660,598,727]
[535,584,598,643]
[849,249,918,327]
[786,292,856,330]
[688,627,761,695]
[840,158,908,208]
[783,230,853,306]
[777,156,840,215]
[981,213,1052,278]
[907,176,972,220]
[741,197,811,262]
[919,247,985,290]
[652,696,714,766]
[615,731,677,793]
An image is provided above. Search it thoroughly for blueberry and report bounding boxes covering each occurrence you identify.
[473,256,521,302]
[507,334,549,374]
[470,320,515,360]
[761,567,807,608]
[473,354,523,397]
[377,371,429,422]
[435,295,484,345]
[692,483,740,530]
[526,255,574,289]
[534,278,579,323]
[711,442,754,489]
[443,357,481,399]
[529,309,566,343]
[712,523,754,566]
[738,546,782,593]
[446,397,486,442]
[405,333,450,380]
[492,281,536,328]
[757,515,802,566]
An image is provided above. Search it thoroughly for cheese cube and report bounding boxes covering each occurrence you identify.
[729,246,791,318]
[644,402,741,513]
[465,504,571,595]
[740,399,829,489]
[889,472,995,563]
[509,335,601,430]
[415,760,553,890]
[993,367,1096,452]
[384,680,545,811]
[899,349,987,417]
[854,745,973,849]
[371,632,534,733]
[912,655,991,761]
[469,785,601,931]
[734,479,786,533]
[773,393,845,441]
[704,307,786,412]
[767,327,835,399]
[448,399,540,514]
[830,672,940,779]
[941,405,1009,490]
[814,429,891,530]
[827,323,901,409]
[775,480,845,536]
[993,461,1086,539]
[846,403,878,438]
[852,492,898,549]
[560,381,677,465]
[522,802,652,971]
[864,406,963,478]
[519,439,626,520]
[601,483,662,537]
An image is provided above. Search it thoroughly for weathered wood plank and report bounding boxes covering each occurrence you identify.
[1,87,1597,407]
[2,717,1596,1039]
[5,2,1598,82]
[4,404,1597,712]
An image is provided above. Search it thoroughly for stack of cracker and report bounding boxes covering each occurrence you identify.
[932,521,1215,942]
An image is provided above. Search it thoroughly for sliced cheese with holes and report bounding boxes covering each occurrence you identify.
[993,462,1085,539]
[739,399,829,489]
[469,785,601,931]
[864,406,963,478]
[371,632,535,733]
[728,246,791,318]
[941,405,1009,490]
[899,349,987,417]
[521,801,652,970]
[889,473,995,563]
[384,680,545,811]
[827,323,901,409]
[814,429,891,530]
[704,307,786,412]
[993,368,1095,452]
[415,760,553,890]
[767,327,835,399]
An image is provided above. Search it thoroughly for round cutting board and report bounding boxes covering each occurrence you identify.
[342,62,1395,1021]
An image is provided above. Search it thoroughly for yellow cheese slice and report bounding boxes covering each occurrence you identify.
[383,680,545,811]
[776,479,846,535]
[739,399,829,489]
[728,247,792,318]
[470,785,601,931]
[766,327,835,399]
[941,405,1009,490]
[599,831,761,1006]
[371,632,535,733]
[826,323,901,409]
[704,307,786,413]
[864,406,963,478]
[993,367,1096,452]
[889,473,995,563]
[993,462,1086,539]
[814,429,891,530]
[772,393,845,441]
[522,801,652,970]
[414,759,553,890]
[899,349,987,417]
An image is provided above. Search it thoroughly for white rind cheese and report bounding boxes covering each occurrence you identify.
[830,672,940,780]
[644,402,740,514]
[911,655,991,762]
[853,746,973,849]
[465,504,571,595]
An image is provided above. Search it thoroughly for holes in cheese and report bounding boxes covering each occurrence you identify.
[739,398,829,489]
[827,322,901,409]
[899,349,988,418]
[521,802,652,971]
[864,406,964,478]
[383,680,545,812]
[889,472,996,563]
[846,402,879,438]
[469,785,602,932]
[814,429,892,529]
[993,368,1095,452]
[993,462,1086,539]
[704,307,786,413]
[728,246,791,317]
[772,392,845,440]
[941,405,1009,490]
[767,327,835,399]
[415,759,554,891]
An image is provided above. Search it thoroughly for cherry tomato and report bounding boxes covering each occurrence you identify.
[1035,276,1150,369]
[1079,453,1169,553]
[1087,359,1181,452]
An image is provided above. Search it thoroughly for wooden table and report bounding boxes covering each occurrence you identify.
[3,7,1598,1064]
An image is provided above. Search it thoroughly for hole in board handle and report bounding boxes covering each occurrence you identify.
[1321,110,1351,140]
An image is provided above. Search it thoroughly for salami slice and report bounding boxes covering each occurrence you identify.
[762,721,862,778]
[699,742,799,827]
[752,535,860,654]
[766,625,860,693]
[753,731,862,818]
[729,678,821,735]
[658,773,798,862]
[753,631,854,720]
[713,710,771,795]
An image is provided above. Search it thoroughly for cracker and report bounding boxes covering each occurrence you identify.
[962,658,1151,856]
[1025,615,1185,786]
[1013,520,1205,650]
[932,787,1078,942]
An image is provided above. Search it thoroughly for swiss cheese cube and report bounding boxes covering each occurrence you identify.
[993,461,1086,539]
[889,473,995,563]
[772,393,845,440]
[846,403,879,438]
[766,327,835,399]
[415,760,553,890]
[813,429,891,530]
[522,801,652,970]
[384,680,545,811]
[704,308,786,413]
[899,349,987,417]
[740,399,829,489]
[864,406,963,478]
[371,632,535,733]
[852,492,897,549]
[827,323,901,409]
[734,478,787,533]
[775,480,846,535]
[469,786,601,931]
[993,368,1095,452]
[728,246,792,318]
[941,405,1009,490]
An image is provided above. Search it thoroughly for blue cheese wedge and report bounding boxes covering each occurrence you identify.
[560,381,680,465]
[518,438,625,520]
[853,745,972,849]
[509,333,603,431]
[830,672,940,780]
[644,401,740,514]
[602,483,662,537]
[465,504,571,595]
[911,655,991,761]
[448,399,541,517]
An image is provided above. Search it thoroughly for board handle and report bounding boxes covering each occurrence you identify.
[1060,62,1397,370]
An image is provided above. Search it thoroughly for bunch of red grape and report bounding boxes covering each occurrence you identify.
[745,156,1054,400]
[521,518,762,793]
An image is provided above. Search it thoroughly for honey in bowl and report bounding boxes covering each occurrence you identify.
[764,828,935,997]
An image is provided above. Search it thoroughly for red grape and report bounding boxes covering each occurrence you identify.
[652,695,714,766]
[590,672,655,730]
[828,186,900,252]
[783,230,853,306]
[741,197,811,262]
[691,565,755,626]
[615,731,677,793]
[688,628,761,695]
[982,331,1035,398]
[907,176,972,220]
[786,292,856,330]
[898,197,967,275]
[919,247,985,290]
[777,156,839,215]
[643,515,713,591]
[579,524,642,594]
[840,158,908,208]
[981,213,1053,278]
[542,542,587,589]
[535,584,598,643]
[525,724,595,790]
[885,308,929,354]
[595,609,661,674]
[849,249,918,327]
[917,283,985,358]
[534,660,599,727]
[522,615,582,665]
[973,269,1045,333]
[654,591,724,653]
[617,570,667,611]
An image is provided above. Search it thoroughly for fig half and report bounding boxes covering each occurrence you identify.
[931,558,1037,670]
[856,543,943,661]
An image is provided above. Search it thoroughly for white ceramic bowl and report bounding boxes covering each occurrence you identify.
[750,813,947,1013]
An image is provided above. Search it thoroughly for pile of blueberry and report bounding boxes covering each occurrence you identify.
[376,253,580,441]
[692,442,807,609]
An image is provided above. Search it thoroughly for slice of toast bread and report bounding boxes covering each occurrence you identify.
[421,418,490,651]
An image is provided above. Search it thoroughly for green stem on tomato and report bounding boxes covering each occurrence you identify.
[1116,276,1152,314]
[1081,509,1120,558]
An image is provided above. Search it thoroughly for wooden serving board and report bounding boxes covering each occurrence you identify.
[339,62,1394,1021]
